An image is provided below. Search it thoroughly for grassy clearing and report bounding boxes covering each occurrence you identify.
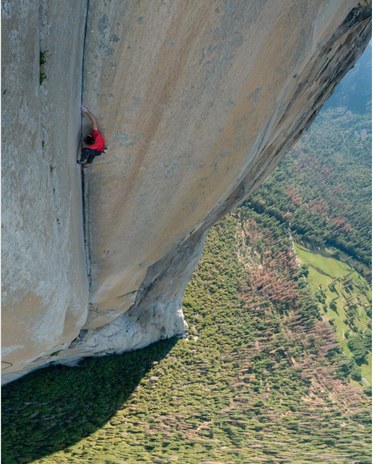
[294,243,371,385]
[295,244,351,279]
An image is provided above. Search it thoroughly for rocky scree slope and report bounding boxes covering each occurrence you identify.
[2,0,371,383]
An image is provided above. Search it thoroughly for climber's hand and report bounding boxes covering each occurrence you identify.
[81,105,88,113]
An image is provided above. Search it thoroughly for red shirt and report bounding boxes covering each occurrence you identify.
[89,129,105,152]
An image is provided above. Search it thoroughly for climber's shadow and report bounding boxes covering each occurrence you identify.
[2,337,178,463]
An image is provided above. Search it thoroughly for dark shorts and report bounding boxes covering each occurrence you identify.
[80,147,101,164]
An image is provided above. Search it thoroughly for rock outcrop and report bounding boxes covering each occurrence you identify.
[2,0,371,383]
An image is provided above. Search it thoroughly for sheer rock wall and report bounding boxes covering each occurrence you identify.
[2,0,371,383]
[2,0,89,383]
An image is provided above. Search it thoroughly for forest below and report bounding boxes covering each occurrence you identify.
[247,109,371,273]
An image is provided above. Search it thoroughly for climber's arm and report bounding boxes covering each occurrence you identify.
[81,106,98,131]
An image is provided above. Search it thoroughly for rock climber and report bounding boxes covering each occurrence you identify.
[77,106,106,168]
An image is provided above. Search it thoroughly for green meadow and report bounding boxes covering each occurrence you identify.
[295,243,372,385]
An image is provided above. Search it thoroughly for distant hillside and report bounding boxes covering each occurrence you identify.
[246,108,372,272]
[324,42,372,114]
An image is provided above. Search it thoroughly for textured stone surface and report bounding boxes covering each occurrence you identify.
[80,1,371,334]
[2,0,89,382]
[2,0,371,383]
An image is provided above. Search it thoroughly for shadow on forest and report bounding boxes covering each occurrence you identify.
[1,337,178,464]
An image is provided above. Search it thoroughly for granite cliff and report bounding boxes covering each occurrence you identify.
[2,0,371,383]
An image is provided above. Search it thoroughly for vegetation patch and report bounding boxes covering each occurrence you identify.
[39,50,48,85]
[247,109,372,274]
[295,243,371,385]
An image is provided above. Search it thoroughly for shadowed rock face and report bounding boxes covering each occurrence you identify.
[2,0,371,383]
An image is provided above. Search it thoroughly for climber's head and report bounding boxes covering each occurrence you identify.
[84,135,95,146]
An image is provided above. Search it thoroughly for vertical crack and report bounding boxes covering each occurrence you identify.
[81,0,92,290]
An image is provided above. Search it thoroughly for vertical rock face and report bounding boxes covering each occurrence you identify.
[2,0,371,383]
[79,1,371,349]
[2,0,89,382]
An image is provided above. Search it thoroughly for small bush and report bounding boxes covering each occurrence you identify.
[39,50,48,85]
